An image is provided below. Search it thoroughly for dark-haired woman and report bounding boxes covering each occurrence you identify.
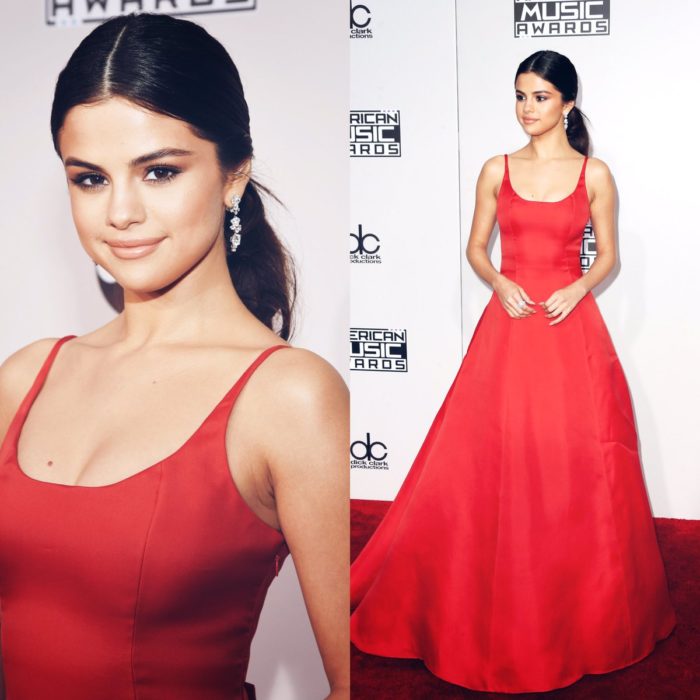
[0,12,348,700]
[350,49,676,693]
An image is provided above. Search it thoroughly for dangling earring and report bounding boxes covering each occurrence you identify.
[563,111,569,130]
[227,194,242,253]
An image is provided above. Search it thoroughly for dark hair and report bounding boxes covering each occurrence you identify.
[50,12,297,340]
[515,50,590,156]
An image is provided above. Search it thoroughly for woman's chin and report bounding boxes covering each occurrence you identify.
[105,269,183,296]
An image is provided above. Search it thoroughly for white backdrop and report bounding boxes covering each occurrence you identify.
[351,0,700,520]
[350,0,463,499]
[0,2,347,699]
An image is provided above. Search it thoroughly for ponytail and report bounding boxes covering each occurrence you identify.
[225,178,297,340]
[566,105,590,156]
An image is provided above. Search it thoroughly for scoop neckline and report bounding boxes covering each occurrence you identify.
[504,153,588,204]
[10,336,289,490]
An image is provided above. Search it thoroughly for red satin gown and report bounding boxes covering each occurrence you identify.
[350,154,677,693]
[0,335,291,700]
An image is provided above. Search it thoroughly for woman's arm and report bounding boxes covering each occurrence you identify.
[257,349,350,699]
[572,156,617,294]
[465,155,503,288]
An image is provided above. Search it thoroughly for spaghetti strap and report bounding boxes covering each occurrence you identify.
[578,155,589,184]
[211,345,292,423]
[503,153,510,178]
[18,335,76,416]
[0,334,76,456]
[230,344,289,396]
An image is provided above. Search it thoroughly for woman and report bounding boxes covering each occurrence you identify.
[0,12,348,700]
[350,50,676,693]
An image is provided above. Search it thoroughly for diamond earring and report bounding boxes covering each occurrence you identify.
[227,194,242,253]
[563,112,569,130]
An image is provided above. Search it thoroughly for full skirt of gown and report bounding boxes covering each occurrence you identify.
[349,154,677,693]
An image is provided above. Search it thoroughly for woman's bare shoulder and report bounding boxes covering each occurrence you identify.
[0,337,63,436]
[586,155,613,176]
[584,156,614,192]
[251,344,348,409]
[477,154,509,193]
[481,153,507,174]
[235,343,348,460]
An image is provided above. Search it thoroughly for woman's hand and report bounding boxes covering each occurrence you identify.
[540,280,588,325]
[492,274,538,319]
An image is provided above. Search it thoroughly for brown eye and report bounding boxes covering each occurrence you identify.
[144,166,180,183]
[71,173,106,190]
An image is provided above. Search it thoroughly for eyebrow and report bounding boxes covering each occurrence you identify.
[63,147,195,170]
[515,89,552,95]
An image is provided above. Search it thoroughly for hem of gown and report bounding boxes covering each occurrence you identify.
[351,615,677,695]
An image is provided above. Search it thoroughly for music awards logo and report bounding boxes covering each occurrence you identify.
[350,110,401,157]
[513,0,610,37]
[580,222,597,272]
[350,224,382,264]
[350,328,407,372]
[350,433,389,470]
[46,0,256,26]
[350,1,373,39]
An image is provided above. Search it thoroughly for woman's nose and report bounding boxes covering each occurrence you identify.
[106,185,146,230]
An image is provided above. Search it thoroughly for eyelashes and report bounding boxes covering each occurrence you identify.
[515,95,548,102]
[70,164,182,191]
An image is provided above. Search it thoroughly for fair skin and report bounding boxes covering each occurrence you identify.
[466,71,617,324]
[0,97,349,699]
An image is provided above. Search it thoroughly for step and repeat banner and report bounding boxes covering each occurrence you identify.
[351,0,699,519]
[350,0,464,501]
[0,2,347,698]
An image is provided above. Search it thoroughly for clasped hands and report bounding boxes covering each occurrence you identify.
[493,275,588,326]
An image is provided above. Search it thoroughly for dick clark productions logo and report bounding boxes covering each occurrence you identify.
[350,433,389,470]
[514,0,610,37]
[350,225,382,264]
[349,1,373,39]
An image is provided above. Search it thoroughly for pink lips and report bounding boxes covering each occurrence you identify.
[105,237,165,260]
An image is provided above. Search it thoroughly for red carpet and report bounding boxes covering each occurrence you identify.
[351,499,700,699]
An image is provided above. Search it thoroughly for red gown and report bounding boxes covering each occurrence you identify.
[350,154,677,693]
[0,335,291,700]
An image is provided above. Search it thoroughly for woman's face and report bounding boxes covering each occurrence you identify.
[57,96,248,294]
[514,71,574,138]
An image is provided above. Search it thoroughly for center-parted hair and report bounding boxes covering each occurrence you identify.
[515,50,591,156]
[50,12,297,340]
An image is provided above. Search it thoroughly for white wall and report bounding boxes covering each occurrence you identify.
[0,2,347,698]
[349,0,463,500]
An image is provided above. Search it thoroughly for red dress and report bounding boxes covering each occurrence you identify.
[0,335,291,700]
[350,154,677,693]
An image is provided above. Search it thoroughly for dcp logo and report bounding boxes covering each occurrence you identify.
[350,1,373,38]
[350,224,382,264]
[351,433,387,461]
[350,226,380,255]
[350,433,389,470]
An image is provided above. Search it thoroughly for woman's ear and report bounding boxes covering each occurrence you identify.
[224,158,252,205]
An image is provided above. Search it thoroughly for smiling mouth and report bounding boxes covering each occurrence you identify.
[105,237,165,259]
